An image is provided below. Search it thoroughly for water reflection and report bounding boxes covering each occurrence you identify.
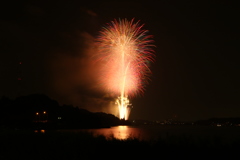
[34,129,46,133]
[114,126,129,139]
[87,125,146,140]
[34,125,240,143]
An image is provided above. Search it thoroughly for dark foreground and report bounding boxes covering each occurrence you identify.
[1,128,240,160]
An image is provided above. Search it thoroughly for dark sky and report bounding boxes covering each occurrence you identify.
[0,0,239,121]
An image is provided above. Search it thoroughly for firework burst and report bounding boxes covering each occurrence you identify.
[96,18,155,120]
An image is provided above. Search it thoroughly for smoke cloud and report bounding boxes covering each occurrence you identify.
[47,31,117,115]
[0,1,118,116]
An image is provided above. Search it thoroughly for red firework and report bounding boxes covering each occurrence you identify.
[96,18,155,98]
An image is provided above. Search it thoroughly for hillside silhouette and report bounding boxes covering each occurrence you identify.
[0,94,129,129]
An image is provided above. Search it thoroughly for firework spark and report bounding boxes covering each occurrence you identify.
[96,18,155,120]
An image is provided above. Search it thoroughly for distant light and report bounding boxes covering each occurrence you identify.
[43,111,46,114]
[40,130,45,133]
[58,117,62,120]
[36,112,39,115]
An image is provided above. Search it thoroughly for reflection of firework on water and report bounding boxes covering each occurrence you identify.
[96,18,155,120]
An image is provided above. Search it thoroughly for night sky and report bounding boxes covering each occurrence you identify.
[0,0,239,121]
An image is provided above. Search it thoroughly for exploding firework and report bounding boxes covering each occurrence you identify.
[96,18,155,120]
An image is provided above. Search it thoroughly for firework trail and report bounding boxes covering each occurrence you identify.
[96,18,155,120]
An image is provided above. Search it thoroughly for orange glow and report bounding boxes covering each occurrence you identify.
[43,111,46,114]
[36,112,39,115]
[116,126,128,139]
[111,126,130,140]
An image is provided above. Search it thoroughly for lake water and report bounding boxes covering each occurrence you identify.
[49,125,240,143]
[3,125,240,160]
